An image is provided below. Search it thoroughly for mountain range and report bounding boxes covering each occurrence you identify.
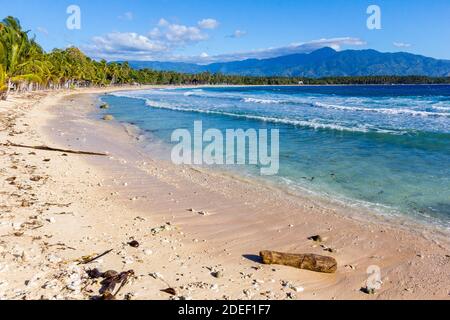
[127,48,450,78]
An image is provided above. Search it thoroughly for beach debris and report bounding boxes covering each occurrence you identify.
[77,249,113,265]
[47,254,63,264]
[308,235,323,242]
[243,289,253,298]
[286,292,296,299]
[20,199,31,208]
[103,115,114,121]
[150,223,172,236]
[44,202,72,207]
[54,211,75,216]
[211,271,223,279]
[292,286,305,293]
[187,208,210,216]
[1,141,107,156]
[360,286,377,295]
[161,287,177,296]
[87,268,104,279]
[260,250,337,274]
[87,269,135,300]
[149,272,164,280]
[320,244,336,253]
[281,280,305,293]
[123,256,134,265]
[128,240,140,248]
[46,217,56,224]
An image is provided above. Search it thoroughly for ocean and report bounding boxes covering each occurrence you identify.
[100,85,450,230]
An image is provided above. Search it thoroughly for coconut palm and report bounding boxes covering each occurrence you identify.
[0,64,7,99]
[0,16,47,98]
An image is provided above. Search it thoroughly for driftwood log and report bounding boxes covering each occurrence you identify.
[260,250,337,274]
[1,141,108,156]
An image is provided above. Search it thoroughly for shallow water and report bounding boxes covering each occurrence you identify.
[100,85,450,230]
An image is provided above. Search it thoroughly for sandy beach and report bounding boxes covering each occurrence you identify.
[0,87,449,300]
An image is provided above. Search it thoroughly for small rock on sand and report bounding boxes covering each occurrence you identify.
[308,235,323,242]
[128,240,140,248]
[46,217,56,224]
[211,271,223,278]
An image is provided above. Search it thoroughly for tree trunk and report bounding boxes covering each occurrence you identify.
[259,250,338,274]
[5,78,12,98]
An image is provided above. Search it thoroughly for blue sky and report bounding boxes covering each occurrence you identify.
[2,0,449,62]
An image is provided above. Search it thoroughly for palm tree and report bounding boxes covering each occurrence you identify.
[0,16,47,99]
[0,64,7,99]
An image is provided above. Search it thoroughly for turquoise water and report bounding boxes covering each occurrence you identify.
[100,85,450,230]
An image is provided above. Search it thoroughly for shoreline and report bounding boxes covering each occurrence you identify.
[101,88,450,238]
[100,101,450,241]
[1,87,449,300]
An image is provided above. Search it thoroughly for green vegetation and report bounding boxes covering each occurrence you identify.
[1,16,449,100]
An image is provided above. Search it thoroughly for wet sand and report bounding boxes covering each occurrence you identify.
[0,87,449,300]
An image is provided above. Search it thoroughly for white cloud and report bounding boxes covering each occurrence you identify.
[198,18,219,30]
[158,18,169,27]
[82,32,168,61]
[93,32,165,52]
[84,27,365,64]
[228,30,247,38]
[192,37,367,63]
[119,12,134,21]
[83,18,217,61]
[150,19,209,45]
[393,42,412,48]
[166,24,208,43]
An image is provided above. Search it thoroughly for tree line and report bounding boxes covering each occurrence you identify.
[1,16,449,100]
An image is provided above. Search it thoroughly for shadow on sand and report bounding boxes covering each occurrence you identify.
[242,254,263,264]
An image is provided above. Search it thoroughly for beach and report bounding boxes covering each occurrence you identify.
[0,87,449,300]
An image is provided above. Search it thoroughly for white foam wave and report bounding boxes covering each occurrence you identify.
[144,99,401,134]
[432,104,450,112]
[313,102,450,118]
[239,95,450,118]
[184,89,205,96]
[243,97,283,104]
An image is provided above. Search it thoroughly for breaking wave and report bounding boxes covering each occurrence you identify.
[144,99,402,134]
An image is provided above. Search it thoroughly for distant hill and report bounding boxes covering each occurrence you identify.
[127,48,450,78]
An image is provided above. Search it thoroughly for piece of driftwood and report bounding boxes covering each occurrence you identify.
[1,141,108,156]
[78,249,113,265]
[260,250,337,274]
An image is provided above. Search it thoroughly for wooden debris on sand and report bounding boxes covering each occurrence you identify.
[1,141,108,156]
[77,249,113,265]
[260,250,337,274]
